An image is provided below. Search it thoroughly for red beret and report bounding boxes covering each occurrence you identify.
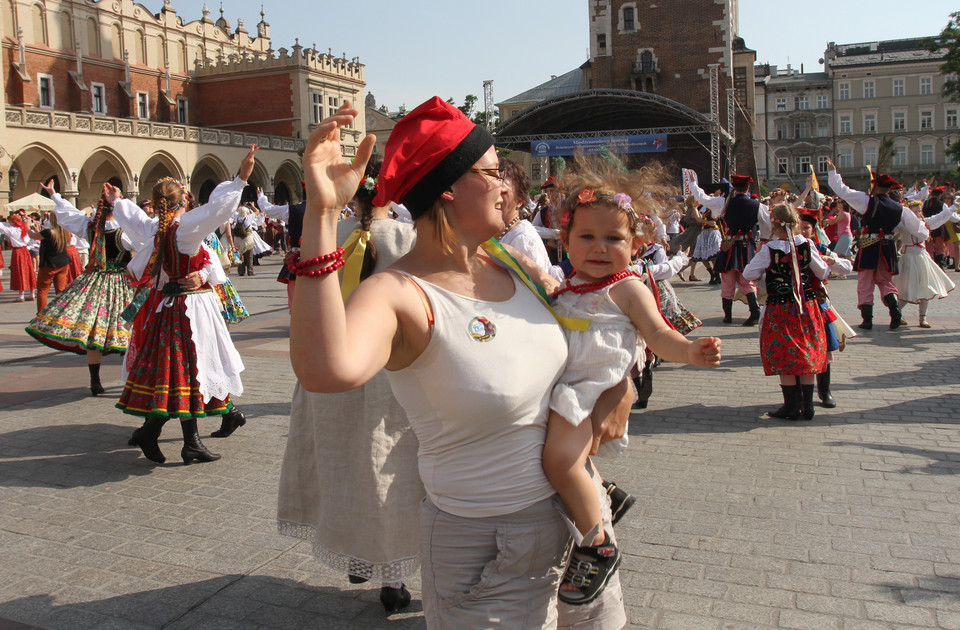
[540,176,558,190]
[932,186,946,194]
[730,174,753,186]
[874,174,900,189]
[372,96,494,217]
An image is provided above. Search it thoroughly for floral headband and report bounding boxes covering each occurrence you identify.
[156,176,188,207]
[359,176,377,193]
[560,189,654,235]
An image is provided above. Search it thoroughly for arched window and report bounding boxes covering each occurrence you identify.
[178,40,187,72]
[3,0,17,36]
[85,17,100,57]
[195,44,205,67]
[134,29,146,64]
[110,23,123,59]
[59,11,72,49]
[31,3,47,45]
[156,35,167,67]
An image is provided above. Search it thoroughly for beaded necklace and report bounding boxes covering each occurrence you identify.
[500,215,522,238]
[552,269,639,298]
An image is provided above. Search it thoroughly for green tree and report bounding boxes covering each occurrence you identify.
[929,12,960,162]
[451,94,500,128]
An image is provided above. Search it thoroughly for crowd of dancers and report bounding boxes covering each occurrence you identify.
[2,93,958,626]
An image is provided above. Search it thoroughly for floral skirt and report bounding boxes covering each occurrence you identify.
[657,280,702,335]
[214,278,249,324]
[760,298,826,376]
[25,269,134,354]
[116,295,231,419]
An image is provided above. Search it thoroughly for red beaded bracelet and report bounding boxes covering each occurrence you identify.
[287,248,345,277]
[290,255,345,277]
[287,248,344,272]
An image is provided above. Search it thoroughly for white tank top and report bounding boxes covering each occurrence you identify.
[387,271,568,518]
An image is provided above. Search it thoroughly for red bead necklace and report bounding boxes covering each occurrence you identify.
[552,269,639,297]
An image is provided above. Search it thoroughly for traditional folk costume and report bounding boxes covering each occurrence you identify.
[800,214,856,408]
[0,216,36,300]
[895,201,958,327]
[113,178,246,465]
[206,232,249,324]
[828,170,929,330]
[922,190,949,266]
[278,216,423,590]
[25,195,136,355]
[65,234,83,284]
[743,234,830,419]
[640,243,700,335]
[691,174,770,324]
[257,191,306,311]
[691,207,722,279]
[231,206,257,276]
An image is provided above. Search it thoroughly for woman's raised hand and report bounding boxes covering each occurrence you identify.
[302,100,377,214]
[40,179,56,196]
[239,144,259,182]
[102,182,122,204]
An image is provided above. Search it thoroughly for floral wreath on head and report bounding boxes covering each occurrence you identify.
[358,175,377,194]
[560,189,654,236]
[155,176,188,207]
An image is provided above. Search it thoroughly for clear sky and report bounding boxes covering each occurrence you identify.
[198,0,956,111]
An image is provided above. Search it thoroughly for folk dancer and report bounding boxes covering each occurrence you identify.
[826,160,929,330]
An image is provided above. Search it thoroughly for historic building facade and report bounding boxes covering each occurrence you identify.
[495,0,757,186]
[825,38,958,190]
[754,66,834,191]
[2,0,364,209]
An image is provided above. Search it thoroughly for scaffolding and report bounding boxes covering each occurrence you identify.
[727,87,736,174]
[483,80,495,131]
[709,64,721,182]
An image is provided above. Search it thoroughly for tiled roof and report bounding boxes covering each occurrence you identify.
[830,48,942,67]
[498,68,583,105]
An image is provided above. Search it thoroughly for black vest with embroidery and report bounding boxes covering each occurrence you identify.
[853,194,901,272]
[765,241,813,305]
[923,197,946,239]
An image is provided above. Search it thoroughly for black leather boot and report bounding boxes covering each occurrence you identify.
[210,407,246,438]
[858,305,873,330]
[130,416,169,464]
[89,362,105,396]
[883,293,902,330]
[817,366,836,408]
[181,418,221,464]
[743,292,761,326]
[768,385,802,420]
[801,384,816,420]
[634,362,653,409]
[722,298,733,323]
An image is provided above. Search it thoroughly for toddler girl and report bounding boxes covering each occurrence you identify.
[543,160,722,605]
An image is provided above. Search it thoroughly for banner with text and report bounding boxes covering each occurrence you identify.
[530,135,667,157]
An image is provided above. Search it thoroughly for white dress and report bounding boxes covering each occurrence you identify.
[550,276,644,457]
[894,237,956,303]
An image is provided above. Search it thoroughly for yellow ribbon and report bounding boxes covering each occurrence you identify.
[340,229,371,302]
[480,238,590,332]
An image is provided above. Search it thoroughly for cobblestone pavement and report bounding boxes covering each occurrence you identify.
[1,255,959,629]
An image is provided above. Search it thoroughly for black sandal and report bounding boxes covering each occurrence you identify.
[602,481,636,526]
[558,537,621,606]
